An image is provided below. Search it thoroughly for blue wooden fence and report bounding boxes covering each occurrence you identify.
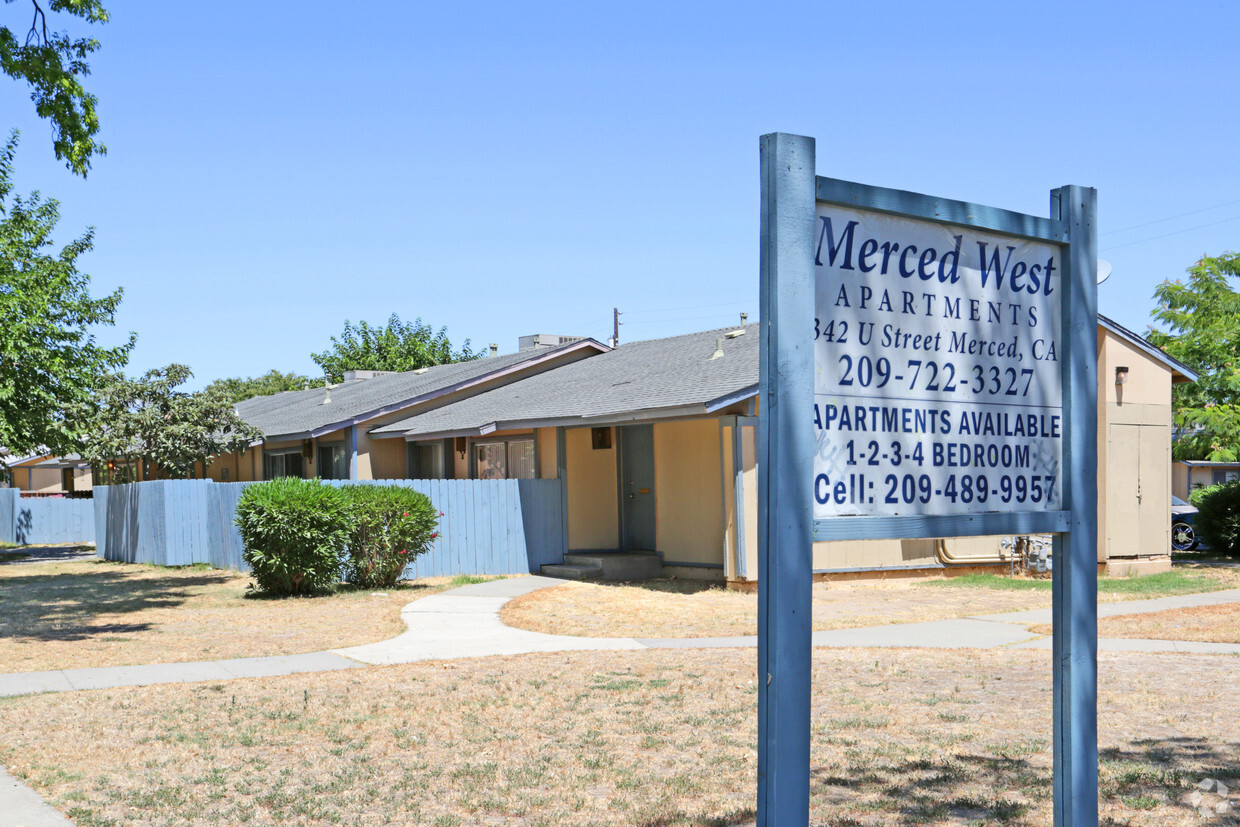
[93,478,566,576]
[0,488,96,546]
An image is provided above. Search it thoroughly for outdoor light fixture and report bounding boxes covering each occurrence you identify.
[1115,366,1129,385]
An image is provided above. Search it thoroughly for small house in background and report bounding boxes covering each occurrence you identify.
[1173,460,1240,499]
[209,338,608,484]
[0,452,92,496]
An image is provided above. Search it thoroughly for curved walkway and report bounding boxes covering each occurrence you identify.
[5,576,1240,825]
[5,577,1240,700]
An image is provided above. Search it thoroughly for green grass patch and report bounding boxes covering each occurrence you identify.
[917,570,1226,597]
[448,574,505,586]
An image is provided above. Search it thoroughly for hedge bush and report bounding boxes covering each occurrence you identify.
[236,478,351,595]
[1191,480,1240,558]
[341,485,440,589]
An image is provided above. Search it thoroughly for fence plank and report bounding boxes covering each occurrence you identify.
[83,477,556,576]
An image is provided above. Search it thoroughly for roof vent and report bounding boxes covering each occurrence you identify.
[709,337,725,360]
[725,329,746,339]
[342,369,399,381]
[519,334,585,351]
[489,343,498,357]
[412,367,430,375]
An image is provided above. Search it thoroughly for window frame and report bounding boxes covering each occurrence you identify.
[316,442,349,480]
[469,434,538,480]
[263,448,305,480]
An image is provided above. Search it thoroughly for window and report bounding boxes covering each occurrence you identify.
[263,450,304,480]
[473,437,535,480]
[317,443,348,480]
[407,441,447,479]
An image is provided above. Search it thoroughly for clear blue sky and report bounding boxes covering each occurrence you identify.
[7,1,1239,389]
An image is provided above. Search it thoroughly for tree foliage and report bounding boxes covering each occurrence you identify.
[1190,480,1240,559]
[205,370,313,404]
[1147,252,1240,461]
[1,0,108,177]
[78,364,262,482]
[311,313,477,383]
[0,132,131,460]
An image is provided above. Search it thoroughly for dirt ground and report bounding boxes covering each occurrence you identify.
[0,557,461,673]
[0,647,1236,825]
[500,567,1240,639]
[1031,602,1240,644]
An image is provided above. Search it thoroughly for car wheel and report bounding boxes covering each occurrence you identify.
[1172,522,1196,551]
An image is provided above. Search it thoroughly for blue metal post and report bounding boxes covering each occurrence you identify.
[349,425,358,481]
[1050,185,1099,826]
[757,132,816,825]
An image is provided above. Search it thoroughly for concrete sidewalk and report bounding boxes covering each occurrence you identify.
[4,579,1240,701]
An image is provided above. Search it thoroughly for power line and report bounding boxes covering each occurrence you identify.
[624,299,751,315]
[1104,198,1240,236]
[623,312,750,326]
[1101,215,1240,252]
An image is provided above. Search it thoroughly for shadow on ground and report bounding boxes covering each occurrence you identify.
[0,545,96,566]
[0,565,234,643]
[800,736,1240,824]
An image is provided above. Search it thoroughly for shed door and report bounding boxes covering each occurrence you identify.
[1107,424,1167,557]
[620,425,656,551]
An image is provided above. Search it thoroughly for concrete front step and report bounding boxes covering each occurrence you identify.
[539,551,664,582]
[539,563,603,581]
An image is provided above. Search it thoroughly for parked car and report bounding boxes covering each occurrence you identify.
[1172,495,1199,551]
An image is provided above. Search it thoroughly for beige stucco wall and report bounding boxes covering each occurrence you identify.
[565,426,618,549]
[652,418,724,567]
[538,427,558,479]
[72,467,94,492]
[204,447,260,482]
[23,467,65,493]
[1097,328,1173,563]
[359,431,406,480]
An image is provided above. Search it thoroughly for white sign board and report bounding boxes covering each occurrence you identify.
[813,205,1063,517]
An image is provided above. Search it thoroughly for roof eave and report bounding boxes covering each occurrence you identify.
[1098,314,1199,383]
[251,338,611,440]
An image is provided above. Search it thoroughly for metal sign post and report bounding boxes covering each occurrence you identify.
[757,132,1098,826]
[757,132,816,826]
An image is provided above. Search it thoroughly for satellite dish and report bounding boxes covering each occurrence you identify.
[1097,259,1112,285]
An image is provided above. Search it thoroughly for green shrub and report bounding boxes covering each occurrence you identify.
[235,478,350,595]
[1192,480,1240,558]
[1188,483,1223,508]
[341,484,440,588]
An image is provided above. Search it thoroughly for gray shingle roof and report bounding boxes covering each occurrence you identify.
[371,324,759,438]
[236,340,606,441]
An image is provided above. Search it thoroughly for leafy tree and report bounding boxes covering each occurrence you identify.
[78,364,261,482]
[311,313,477,383]
[205,370,313,404]
[2,0,108,177]
[1147,252,1240,461]
[0,131,131,462]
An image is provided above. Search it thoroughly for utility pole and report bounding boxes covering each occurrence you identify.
[613,307,621,347]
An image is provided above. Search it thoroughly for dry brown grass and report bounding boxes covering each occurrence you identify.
[500,579,1058,639]
[1029,603,1240,644]
[501,567,1240,640]
[0,648,1236,825]
[0,558,463,673]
